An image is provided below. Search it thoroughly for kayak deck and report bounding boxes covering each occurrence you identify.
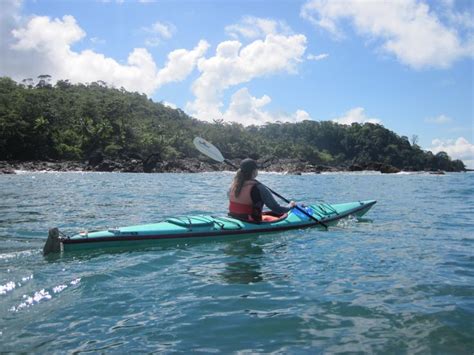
[45,200,376,253]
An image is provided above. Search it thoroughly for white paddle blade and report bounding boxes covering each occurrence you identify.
[193,137,225,162]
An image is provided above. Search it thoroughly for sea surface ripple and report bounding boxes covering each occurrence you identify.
[0,172,473,353]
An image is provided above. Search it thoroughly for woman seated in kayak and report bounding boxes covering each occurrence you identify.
[228,158,296,222]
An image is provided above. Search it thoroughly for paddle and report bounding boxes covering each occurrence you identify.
[193,137,328,229]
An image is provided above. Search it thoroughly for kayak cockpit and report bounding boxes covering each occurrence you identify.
[227,211,288,224]
[261,212,288,223]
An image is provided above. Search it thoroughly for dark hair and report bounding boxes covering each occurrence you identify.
[231,167,256,197]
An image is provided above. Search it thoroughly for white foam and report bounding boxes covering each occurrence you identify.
[0,281,16,295]
[14,170,94,175]
[53,285,67,293]
[21,275,33,282]
[11,289,52,311]
[70,278,81,285]
[0,250,36,260]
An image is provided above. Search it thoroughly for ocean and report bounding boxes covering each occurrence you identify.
[1,171,473,353]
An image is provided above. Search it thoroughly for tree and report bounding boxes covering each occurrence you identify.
[36,74,52,88]
[0,76,466,172]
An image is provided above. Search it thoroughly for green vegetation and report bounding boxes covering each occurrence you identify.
[0,76,465,171]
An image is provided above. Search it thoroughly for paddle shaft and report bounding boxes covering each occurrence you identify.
[224,159,328,229]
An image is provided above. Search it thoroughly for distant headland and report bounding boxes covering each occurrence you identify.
[0,77,466,174]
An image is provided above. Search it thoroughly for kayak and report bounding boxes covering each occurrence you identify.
[44,200,376,254]
[45,200,376,253]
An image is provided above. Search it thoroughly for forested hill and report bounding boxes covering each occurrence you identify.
[0,77,466,172]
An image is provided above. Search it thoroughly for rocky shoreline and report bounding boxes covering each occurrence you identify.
[0,158,458,175]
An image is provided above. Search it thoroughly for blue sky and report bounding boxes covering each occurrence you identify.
[1,0,473,166]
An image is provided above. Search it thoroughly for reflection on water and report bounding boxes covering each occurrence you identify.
[220,240,264,284]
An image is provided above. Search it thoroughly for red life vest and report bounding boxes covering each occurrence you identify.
[228,180,262,221]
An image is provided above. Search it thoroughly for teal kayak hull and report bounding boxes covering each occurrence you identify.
[59,200,376,252]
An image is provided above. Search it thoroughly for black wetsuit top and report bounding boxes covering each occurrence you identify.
[250,183,291,215]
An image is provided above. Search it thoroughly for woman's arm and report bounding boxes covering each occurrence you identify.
[255,184,292,214]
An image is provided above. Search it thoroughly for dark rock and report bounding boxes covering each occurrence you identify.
[0,158,456,174]
[316,165,341,172]
[349,164,364,171]
[122,159,144,173]
[88,151,103,166]
[304,165,322,173]
[0,161,15,174]
[156,158,207,173]
[380,164,401,174]
[0,167,15,174]
[96,159,121,172]
[143,153,161,173]
[259,156,279,169]
[365,162,383,171]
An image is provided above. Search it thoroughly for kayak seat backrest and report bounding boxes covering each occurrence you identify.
[165,216,215,228]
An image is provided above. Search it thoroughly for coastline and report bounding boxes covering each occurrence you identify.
[0,158,463,175]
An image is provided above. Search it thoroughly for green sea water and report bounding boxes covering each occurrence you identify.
[1,171,473,353]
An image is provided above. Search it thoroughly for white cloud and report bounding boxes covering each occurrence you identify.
[186,33,307,123]
[90,36,105,45]
[162,101,177,109]
[151,21,173,39]
[425,114,453,124]
[143,21,175,46]
[430,137,474,166]
[144,37,161,47]
[294,109,312,122]
[156,40,209,86]
[307,53,329,61]
[221,88,310,126]
[12,15,85,51]
[438,0,474,31]
[332,107,382,125]
[301,0,474,69]
[1,12,208,96]
[225,16,292,39]
[1,1,18,41]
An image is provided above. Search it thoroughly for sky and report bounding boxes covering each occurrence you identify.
[1,0,473,167]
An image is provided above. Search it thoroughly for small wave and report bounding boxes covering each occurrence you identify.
[396,171,421,175]
[52,284,68,293]
[336,218,357,229]
[202,170,234,174]
[0,250,39,260]
[10,289,52,311]
[14,170,98,175]
[320,170,382,175]
[335,215,360,228]
[0,274,34,296]
[0,281,16,295]
[12,170,30,174]
[13,170,60,175]
[21,274,34,282]
[260,171,288,175]
[9,278,81,312]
